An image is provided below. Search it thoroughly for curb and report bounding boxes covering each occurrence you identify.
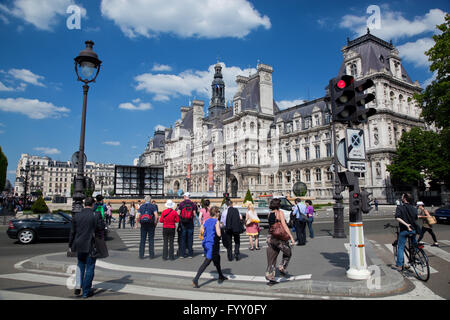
[15,247,407,299]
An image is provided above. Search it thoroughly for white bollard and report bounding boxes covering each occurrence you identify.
[347,222,370,280]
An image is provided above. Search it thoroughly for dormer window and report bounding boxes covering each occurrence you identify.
[350,63,357,77]
[379,55,384,63]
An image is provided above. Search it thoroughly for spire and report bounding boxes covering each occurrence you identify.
[209,60,226,118]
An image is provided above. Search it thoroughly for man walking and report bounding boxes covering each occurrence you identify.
[137,196,158,259]
[68,197,105,298]
[292,198,307,245]
[225,200,243,261]
[177,192,198,259]
[118,201,128,229]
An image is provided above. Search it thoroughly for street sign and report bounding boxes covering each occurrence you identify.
[337,139,347,167]
[346,129,366,160]
[348,161,367,172]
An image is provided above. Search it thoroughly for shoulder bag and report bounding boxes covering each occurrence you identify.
[269,211,290,241]
[90,233,109,259]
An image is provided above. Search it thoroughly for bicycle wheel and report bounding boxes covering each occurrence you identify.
[411,248,430,281]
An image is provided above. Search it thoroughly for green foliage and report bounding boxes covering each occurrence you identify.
[243,189,254,204]
[84,188,94,197]
[387,127,449,186]
[31,196,49,214]
[412,14,450,186]
[0,146,7,192]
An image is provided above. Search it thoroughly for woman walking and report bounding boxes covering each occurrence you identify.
[245,201,260,250]
[193,206,228,288]
[305,200,314,239]
[199,199,211,225]
[417,201,439,247]
[106,202,113,226]
[129,202,136,229]
[160,200,179,260]
[265,198,295,285]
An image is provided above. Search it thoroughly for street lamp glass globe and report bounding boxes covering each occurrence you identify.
[81,61,96,78]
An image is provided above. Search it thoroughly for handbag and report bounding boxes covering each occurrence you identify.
[426,215,437,225]
[239,220,246,234]
[90,234,109,259]
[269,212,290,241]
[199,225,205,240]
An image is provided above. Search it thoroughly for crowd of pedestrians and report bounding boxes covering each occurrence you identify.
[0,192,33,215]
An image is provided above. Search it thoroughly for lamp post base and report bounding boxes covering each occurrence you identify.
[346,268,371,280]
[333,201,346,238]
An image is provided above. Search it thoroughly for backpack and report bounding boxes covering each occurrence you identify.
[95,204,105,220]
[139,204,155,224]
[180,202,194,224]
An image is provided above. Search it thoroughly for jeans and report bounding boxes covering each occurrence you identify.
[396,230,417,267]
[194,215,200,227]
[180,223,194,257]
[140,224,156,258]
[77,252,96,297]
[129,216,136,228]
[162,228,176,260]
[306,217,314,238]
[118,216,126,229]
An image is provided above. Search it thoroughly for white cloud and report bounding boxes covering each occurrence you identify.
[8,68,45,87]
[397,37,434,68]
[103,141,120,146]
[340,8,446,40]
[34,147,61,155]
[154,124,167,131]
[100,0,271,39]
[118,98,152,111]
[0,81,15,92]
[276,99,307,110]
[0,0,86,31]
[135,62,256,103]
[0,97,70,119]
[152,64,172,72]
[422,71,437,88]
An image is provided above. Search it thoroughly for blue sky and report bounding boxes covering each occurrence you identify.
[0,0,448,185]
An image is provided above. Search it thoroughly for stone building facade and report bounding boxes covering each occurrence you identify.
[14,153,115,198]
[143,31,425,203]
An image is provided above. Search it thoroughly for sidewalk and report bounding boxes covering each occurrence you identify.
[15,232,407,299]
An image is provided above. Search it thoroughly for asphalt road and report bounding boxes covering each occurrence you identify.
[0,213,449,300]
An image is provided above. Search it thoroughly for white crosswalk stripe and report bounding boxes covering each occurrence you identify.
[113,227,260,252]
[383,244,439,274]
[0,273,275,300]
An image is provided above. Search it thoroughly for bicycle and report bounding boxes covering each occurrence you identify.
[384,223,430,281]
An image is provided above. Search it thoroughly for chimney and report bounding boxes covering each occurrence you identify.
[180,106,191,121]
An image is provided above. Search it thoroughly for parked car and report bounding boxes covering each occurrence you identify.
[234,195,294,228]
[434,204,450,224]
[7,211,72,244]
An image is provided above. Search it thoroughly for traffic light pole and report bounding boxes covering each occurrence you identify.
[329,78,346,239]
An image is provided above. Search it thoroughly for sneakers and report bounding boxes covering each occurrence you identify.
[218,276,228,284]
[74,288,81,296]
[192,280,199,288]
[431,243,439,247]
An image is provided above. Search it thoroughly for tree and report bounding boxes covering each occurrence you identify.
[387,127,448,200]
[31,196,49,214]
[243,189,254,204]
[413,13,450,186]
[0,146,7,192]
[414,14,450,130]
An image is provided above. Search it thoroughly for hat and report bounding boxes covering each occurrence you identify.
[416,201,425,207]
[184,192,190,198]
[165,200,175,209]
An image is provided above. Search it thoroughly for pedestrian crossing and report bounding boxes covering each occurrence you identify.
[112,226,262,253]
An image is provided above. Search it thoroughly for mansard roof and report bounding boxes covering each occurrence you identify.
[238,75,280,113]
[337,30,413,84]
[273,98,328,123]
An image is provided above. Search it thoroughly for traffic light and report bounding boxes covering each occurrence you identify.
[353,79,376,124]
[330,75,356,123]
[360,189,373,214]
[349,191,362,222]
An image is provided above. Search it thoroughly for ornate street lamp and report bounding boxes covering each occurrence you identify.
[20,160,32,209]
[72,40,102,217]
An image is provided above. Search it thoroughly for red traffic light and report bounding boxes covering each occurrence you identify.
[353,193,359,198]
[335,75,354,90]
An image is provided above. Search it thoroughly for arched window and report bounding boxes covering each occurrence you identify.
[278,171,283,184]
[250,122,255,133]
[296,170,301,181]
[305,169,311,182]
[315,168,322,181]
[351,63,357,77]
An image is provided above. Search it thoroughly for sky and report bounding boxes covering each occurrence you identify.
[0,0,448,185]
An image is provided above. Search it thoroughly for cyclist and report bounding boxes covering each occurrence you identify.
[394,193,420,271]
